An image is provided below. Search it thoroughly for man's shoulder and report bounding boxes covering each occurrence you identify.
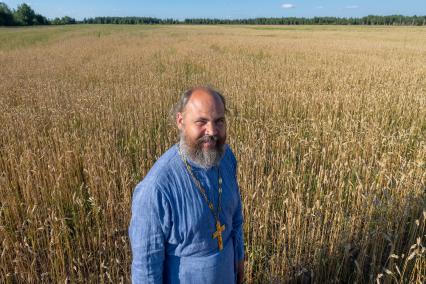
[223,144,238,169]
[132,144,238,199]
[151,143,181,175]
[132,144,181,197]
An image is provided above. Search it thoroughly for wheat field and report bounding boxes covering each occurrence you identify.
[0,25,425,283]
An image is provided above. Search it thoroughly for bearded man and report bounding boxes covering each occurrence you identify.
[129,86,245,283]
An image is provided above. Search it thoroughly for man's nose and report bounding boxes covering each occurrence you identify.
[205,122,218,136]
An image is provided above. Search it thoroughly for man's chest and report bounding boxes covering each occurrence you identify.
[166,171,239,245]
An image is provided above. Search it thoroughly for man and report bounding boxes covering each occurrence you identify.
[129,86,245,283]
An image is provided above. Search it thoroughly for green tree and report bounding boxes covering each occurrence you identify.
[34,13,49,25]
[51,16,76,25]
[13,3,36,25]
[60,16,76,24]
[0,2,14,26]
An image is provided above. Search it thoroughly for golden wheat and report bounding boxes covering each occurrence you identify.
[0,25,425,283]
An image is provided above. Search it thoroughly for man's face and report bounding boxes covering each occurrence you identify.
[176,89,226,168]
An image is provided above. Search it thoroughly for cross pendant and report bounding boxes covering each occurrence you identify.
[212,220,225,251]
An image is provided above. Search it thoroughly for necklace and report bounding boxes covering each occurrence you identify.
[177,144,225,251]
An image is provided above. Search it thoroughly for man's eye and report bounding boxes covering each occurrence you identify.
[195,121,205,126]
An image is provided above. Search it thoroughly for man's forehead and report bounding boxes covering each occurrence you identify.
[185,89,225,115]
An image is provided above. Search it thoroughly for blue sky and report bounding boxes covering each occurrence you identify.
[3,0,426,20]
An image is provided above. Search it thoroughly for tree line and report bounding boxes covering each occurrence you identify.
[183,15,426,26]
[83,17,179,25]
[1,2,426,26]
[85,15,426,26]
[0,2,76,26]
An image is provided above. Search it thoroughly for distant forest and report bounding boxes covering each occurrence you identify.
[1,2,426,26]
[84,16,426,26]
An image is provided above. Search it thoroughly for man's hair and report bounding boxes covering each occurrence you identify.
[172,86,227,118]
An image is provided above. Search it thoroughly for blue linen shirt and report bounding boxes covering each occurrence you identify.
[129,144,244,283]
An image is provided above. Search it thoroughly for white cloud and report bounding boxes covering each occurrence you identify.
[281,3,295,9]
[345,5,359,9]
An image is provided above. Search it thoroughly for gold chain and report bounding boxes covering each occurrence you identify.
[177,144,222,224]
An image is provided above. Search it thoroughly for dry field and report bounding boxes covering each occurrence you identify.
[0,24,425,283]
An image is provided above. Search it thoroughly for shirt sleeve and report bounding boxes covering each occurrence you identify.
[129,181,171,284]
[229,148,245,262]
[233,181,245,262]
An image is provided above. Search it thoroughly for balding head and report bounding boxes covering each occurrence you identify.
[184,88,224,121]
[173,86,227,117]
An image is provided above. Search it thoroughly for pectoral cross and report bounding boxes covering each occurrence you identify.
[212,220,225,251]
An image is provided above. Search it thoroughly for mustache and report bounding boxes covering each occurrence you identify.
[197,135,219,144]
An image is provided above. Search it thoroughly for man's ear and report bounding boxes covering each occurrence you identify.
[176,112,183,130]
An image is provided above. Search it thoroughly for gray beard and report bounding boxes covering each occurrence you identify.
[179,134,225,169]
